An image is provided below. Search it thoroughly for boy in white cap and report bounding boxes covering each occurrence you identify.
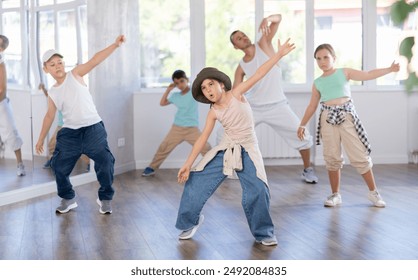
[35,35,125,214]
[0,34,25,176]
[175,38,295,246]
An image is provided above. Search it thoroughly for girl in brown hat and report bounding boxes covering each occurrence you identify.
[175,38,295,246]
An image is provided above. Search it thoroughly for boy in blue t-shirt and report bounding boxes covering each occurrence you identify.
[142,70,211,176]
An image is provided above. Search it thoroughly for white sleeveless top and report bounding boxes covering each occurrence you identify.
[239,43,286,106]
[48,71,102,129]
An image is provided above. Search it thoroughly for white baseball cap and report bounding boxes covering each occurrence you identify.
[42,49,63,63]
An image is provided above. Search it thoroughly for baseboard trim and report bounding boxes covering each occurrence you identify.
[0,161,137,207]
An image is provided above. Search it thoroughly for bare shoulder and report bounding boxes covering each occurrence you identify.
[70,69,87,86]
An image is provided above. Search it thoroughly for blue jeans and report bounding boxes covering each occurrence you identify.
[175,148,275,241]
[51,121,115,200]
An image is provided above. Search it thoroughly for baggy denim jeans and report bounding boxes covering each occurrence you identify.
[175,148,275,241]
[51,121,115,200]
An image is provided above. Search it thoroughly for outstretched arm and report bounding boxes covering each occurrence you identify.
[346,61,400,81]
[232,38,295,97]
[177,110,216,184]
[73,35,126,77]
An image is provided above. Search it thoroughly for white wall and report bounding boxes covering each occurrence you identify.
[87,0,139,175]
[135,89,413,168]
[407,93,418,160]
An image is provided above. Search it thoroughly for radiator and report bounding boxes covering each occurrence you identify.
[255,105,305,159]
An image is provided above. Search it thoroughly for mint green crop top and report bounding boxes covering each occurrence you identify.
[314,68,351,102]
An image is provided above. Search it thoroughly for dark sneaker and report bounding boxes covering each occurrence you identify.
[56,198,78,213]
[96,198,112,214]
[142,167,155,177]
[43,159,51,169]
[302,167,318,183]
[179,215,204,240]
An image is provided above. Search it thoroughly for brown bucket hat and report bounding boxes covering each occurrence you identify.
[192,67,232,104]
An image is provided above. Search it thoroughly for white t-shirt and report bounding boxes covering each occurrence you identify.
[48,71,102,129]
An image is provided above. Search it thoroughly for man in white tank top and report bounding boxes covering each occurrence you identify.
[229,14,318,184]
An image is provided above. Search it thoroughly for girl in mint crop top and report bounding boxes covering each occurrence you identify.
[314,68,351,102]
[297,43,400,209]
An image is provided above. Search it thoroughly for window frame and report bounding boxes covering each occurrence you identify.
[0,0,29,88]
[142,0,404,93]
[0,0,86,90]
[32,0,86,89]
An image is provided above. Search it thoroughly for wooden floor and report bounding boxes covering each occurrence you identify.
[0,163,417,260]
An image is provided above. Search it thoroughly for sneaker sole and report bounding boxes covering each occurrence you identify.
[56,202,78,214]
[373,204,386,208]
[301,175,318,184]
[96,198,112,214]
[179,215,204,240]
[261,240,278,246]
[368,197,386,208]
[324,202,342,207]
[141,173,155,177]
[370,201,386,208]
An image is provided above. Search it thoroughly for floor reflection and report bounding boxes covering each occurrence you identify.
[0,156,90,193]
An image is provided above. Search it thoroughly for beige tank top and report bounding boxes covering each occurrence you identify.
[212,95,256,141]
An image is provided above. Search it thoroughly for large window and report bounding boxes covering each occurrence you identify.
[204,0,255,80]
[139,0,190,88]
[0,0,412,91]
[1,1,27,85]
[139,0,409,91]
[376,0,413,85]
[35,1,87,88]
[264,0,306,84]
[314,0,363,84]
[0,0,86,89]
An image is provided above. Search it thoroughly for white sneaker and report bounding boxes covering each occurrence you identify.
[178,215,204,240]
[324,192,342,207]
[368,190,386,208]
[259,236,278,246]
[302,167,319,183]
[17,162,26,176]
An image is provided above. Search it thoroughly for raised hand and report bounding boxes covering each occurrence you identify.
[390,61,400,73]
[258,18,271,35]
[277,38,295,57]
[115,35,126,47]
